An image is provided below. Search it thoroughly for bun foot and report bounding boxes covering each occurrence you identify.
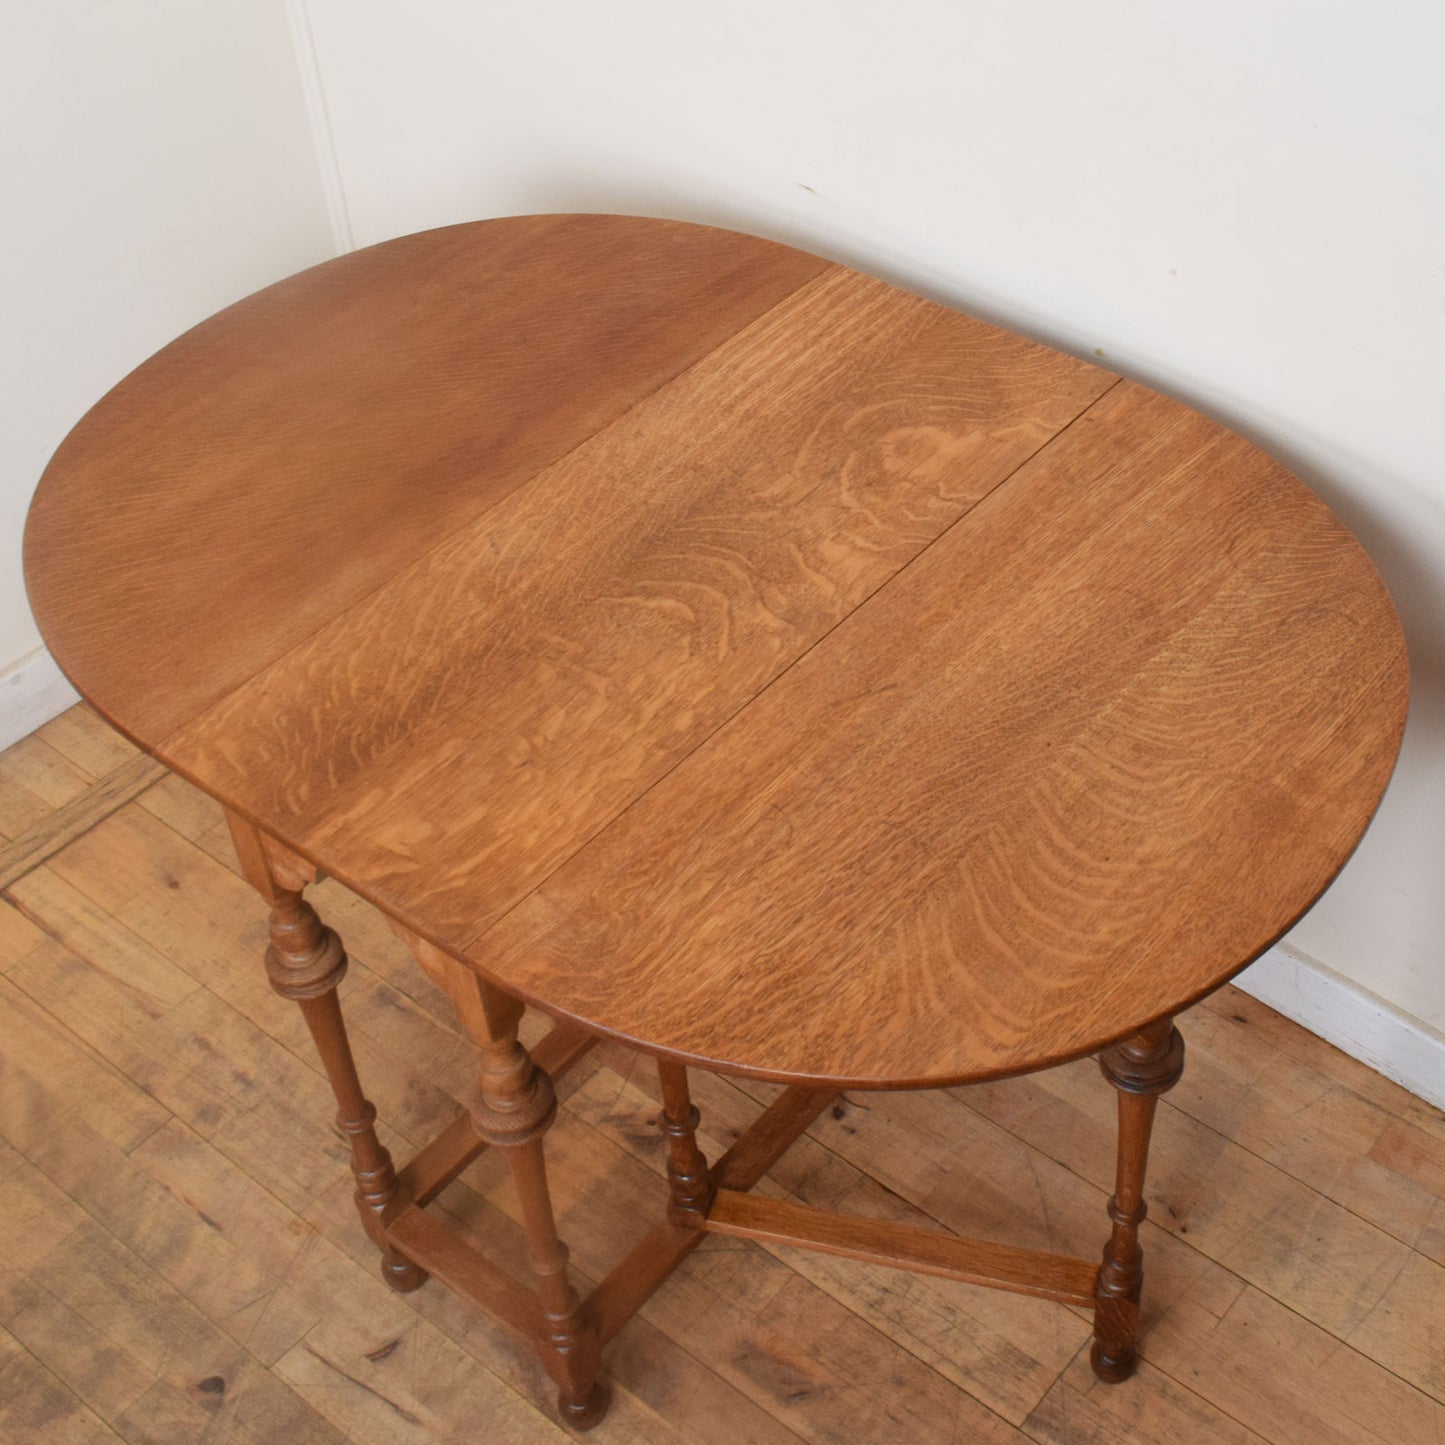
[1090,1338,1138,1384]
[381,1251,428,1293]
[558,1380,610,1431]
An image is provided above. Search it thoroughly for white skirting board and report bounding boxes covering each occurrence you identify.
[1235,944,1445,1113]
[0,646,78,754]
[0,643,1439,1112]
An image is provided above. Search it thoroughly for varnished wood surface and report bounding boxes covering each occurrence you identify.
[704,1190,1099,1306]
[478,379,1406,1084]
[23,215,1408,1088]
[25,215,827,742]
[159,261,1109,939]
[1,726,1442,1443]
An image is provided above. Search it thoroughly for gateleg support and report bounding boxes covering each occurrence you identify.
[390,924,608,1431]
[656,1059,715,1225]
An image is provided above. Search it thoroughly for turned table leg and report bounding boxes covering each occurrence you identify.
[390,926,608,1429]
[227,812,425,1292]
[472,990,607,1427]
[1091,1017,1185,1382]
[656,1060,715,1225]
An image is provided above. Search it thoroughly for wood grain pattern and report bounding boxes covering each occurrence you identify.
[478,379,1407,1085]
[704,1189,1099,1305]
[163,265,1109,944]
[26,215,828,741]
[0,751,166,891]
[0,736,96,842]
[384,1205,537,1344]
[23,212,1408,1092]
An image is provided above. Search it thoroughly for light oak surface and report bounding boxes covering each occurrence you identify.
[23,214,1408,1088]
[25,216,827,743]
[0,717,1442,1443]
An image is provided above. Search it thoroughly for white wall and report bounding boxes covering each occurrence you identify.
[301,0,1445,1040]
[0,1,334,709]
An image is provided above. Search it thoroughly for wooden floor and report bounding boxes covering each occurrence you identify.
[0,705,1441,1444]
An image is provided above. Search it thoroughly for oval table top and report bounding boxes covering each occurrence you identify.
[25,214,1408,1090]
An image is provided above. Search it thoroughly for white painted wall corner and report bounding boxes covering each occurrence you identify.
[284,0,354,255]
[0,647,78,754]
[1236,943,1445,1113]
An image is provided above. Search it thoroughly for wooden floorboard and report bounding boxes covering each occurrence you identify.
[0,753,168,891]
[0,703,1441,1444]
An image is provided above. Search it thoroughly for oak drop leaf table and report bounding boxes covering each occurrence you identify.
[25,214,1408,1429]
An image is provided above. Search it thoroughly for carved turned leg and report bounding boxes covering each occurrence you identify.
[1091,1017,1185,1382]
[387,923,608,1429]
[471,981,607,1428]
[266,887,428,1292]
[656,1060,715,1225]
[226,810,425,1292]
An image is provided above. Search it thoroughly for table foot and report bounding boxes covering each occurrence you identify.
[1090,1017,1185,1383]
[559,1379,610,1431]
[379,1250,429,1294]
